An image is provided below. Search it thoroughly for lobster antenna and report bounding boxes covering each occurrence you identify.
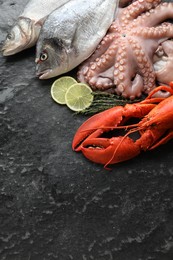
[80,123,141,134]
[146,84,173,99]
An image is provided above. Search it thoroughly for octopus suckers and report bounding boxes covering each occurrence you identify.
[119,66,124,72]
[114,70,119,76]
[120,59,125,65]
[118,84,125,92]
[77,0,173,99]
[119,74,124,80]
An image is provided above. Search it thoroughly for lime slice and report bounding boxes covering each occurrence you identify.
[51,76,77,104]
[65,83,93,111]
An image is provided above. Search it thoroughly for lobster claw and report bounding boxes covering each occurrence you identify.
[72,106,125,152]
[72,105,143,167]
[80,136,140,166]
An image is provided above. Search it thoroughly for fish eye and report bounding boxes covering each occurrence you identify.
[6,32,14,40]
[40,52,48,61]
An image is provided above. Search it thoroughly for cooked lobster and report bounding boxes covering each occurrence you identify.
[72,83,173,168]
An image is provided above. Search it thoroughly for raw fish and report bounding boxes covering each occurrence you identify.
[36,0,120,79]
[2,0,71,56]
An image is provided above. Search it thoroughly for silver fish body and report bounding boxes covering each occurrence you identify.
[2,0,71,56]
[36,0,119,79]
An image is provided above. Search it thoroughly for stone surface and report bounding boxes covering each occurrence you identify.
[0,1,173,260]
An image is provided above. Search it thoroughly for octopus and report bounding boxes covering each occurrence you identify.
[77,0,173,100]
[154,39,173,84]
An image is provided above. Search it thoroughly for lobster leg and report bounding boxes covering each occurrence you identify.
[149,130,173,150]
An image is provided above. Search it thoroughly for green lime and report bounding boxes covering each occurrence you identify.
[65,83,93,111]
[51,76,77,104]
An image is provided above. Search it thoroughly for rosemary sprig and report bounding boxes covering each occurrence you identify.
[77,91,142,115]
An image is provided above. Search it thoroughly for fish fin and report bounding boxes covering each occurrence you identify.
[68,23,79,55]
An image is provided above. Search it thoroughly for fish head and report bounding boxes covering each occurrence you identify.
[36,37,68,79]
[2,17,39,56]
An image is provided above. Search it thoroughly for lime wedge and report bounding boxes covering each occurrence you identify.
[65,83,93,111]
[51,76,77,104]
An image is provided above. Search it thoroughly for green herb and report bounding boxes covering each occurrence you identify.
[77,91,142,115]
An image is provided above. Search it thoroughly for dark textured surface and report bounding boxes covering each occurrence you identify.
[0,1,173,260]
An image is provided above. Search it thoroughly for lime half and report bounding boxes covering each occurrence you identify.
[51,76,77,104]
[65,83,93,111]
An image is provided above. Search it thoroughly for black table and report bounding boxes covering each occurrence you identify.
[0,1,173,259]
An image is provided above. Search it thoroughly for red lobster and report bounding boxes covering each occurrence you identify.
[72,83,173,168]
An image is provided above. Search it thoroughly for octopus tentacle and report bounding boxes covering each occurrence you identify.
[136,2,173,27]
[84,34,116,64]
[154,40,173,84]
[86,43,119,90]
[120,0,161,24]
[112,41,143,99]
[77,0,173,99]
[135,23,173,40]
[114,39,154,99]
[129,38,156,94]
[77,34,115,83]
[88,67,115,91]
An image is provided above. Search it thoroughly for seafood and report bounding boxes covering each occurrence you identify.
[77,0,173,100]
[2,0,71,56]
[72,83,173,168]
[154,40,173,85]
[35,0,120,79]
